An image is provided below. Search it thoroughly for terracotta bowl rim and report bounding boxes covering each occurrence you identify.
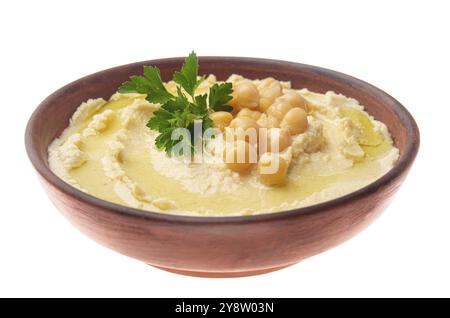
[25,56,420,224]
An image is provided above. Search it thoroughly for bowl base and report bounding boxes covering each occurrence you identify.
[150,263,295,278]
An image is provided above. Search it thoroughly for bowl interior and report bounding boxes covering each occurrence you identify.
[25,57,419,218]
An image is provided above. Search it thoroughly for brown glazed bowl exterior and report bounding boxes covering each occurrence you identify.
[25,57,419,277]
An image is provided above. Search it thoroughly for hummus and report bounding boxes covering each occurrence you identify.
[48,75,399,216]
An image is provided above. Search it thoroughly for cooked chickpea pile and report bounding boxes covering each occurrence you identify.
[209,77,309,186]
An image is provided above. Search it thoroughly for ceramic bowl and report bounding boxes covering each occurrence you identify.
[25,57,419,277]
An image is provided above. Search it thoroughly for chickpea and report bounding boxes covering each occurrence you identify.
[281,108,308,135]
[229,116,259,131]
[209,111,233,131]
[229,80,259,111]
[224,140,257,173]
[266,100,293,121]
[237,108,262,121]
[260,128,292,154]
[258,78,283,112]
[257,152,290,186]
[226,74,244,84]
[227,117,259,144]
[279,91,308,112]
[164,81,178,96]
[257,113,280,128]
[196,74,218,95]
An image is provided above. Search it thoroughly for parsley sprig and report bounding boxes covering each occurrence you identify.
[119,52,233,155]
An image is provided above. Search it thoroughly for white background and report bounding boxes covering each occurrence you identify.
[1,0,449,297]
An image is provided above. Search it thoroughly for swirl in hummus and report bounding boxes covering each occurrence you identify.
[48,74,399,216]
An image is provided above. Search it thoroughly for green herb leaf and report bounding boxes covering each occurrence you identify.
[193,94,208,115]
[212,104,233,112]
[208,82,234,112]
[173,51,202,98]
[119,66,173,104]
[120,51,234,156]
[162,93,190,115]
[146,108,173,131]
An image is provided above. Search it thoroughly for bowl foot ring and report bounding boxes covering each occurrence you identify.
[150,263,296,278]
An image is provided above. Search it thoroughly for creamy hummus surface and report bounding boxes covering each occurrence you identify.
[48,74,399,216]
